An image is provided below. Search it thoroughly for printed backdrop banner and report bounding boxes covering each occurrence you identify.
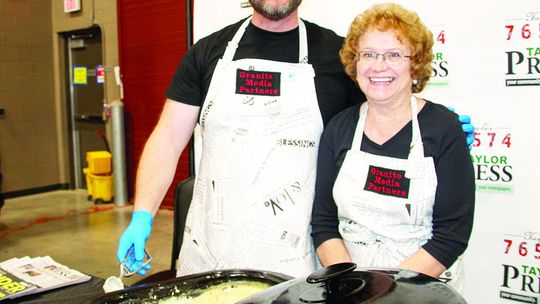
[193,1,540,303]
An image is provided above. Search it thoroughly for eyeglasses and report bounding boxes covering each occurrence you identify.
[356,51,411,64]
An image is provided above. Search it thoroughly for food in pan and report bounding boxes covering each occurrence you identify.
[158,280,272,304]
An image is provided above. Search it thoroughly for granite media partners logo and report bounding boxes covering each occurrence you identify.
[500,264,540,303]
[429,51,450,87]
[236,69,281,96]
[505,47,540,87]
[363,165,410,199]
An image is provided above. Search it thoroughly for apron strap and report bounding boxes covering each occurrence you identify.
[406,95,424,178]
[409,95,421,152]
[222,18,252,62]
[351,103,368,151]
[298,20,308,63]
[222,17,309,64]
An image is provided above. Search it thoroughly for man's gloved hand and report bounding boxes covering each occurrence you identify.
[459,115,474,149]
[448,107,475,150]
[117,210,153,275]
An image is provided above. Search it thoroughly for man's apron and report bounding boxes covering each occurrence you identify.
[177,18,323,278]
[333,96,464,290]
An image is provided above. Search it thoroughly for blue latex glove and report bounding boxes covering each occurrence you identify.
[459,115,475,149]
[448,107,475,150]
[117,210,153,275]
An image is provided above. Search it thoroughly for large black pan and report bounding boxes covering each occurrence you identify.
[85,263,467,304]
[84,269,292,304]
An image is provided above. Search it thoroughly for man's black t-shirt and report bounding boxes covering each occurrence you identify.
[166,18,365,125]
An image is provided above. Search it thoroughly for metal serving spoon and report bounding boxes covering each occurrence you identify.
[103,247,152,293]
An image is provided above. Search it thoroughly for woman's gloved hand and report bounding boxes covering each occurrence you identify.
[117,210,153,275]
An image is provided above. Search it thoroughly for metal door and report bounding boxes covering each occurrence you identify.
[67,27,107,188]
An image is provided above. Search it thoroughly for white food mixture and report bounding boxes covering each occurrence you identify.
[158,280,271,304]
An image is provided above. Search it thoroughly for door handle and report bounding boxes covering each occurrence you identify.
[75,114,103,123]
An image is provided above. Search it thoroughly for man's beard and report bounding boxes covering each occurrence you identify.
[249,0,302,21]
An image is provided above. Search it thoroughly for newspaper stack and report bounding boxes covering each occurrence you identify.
[0,256,91,301]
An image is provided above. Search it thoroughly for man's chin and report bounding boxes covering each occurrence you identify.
[249,0,302,21]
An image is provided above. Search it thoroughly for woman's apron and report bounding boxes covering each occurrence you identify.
[333,96,464,290]
[177,18,323,278]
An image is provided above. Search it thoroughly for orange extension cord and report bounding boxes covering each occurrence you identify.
[0,204,119,240]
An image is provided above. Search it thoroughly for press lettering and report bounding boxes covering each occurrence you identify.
[506,51,540,75]
[501,264,540,294]
[475,164,513,182]
[432,60,449,77]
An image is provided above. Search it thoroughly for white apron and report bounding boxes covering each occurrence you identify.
[333,96,464,290]
[177,18,323,278]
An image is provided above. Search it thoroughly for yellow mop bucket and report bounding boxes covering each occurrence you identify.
[83,168,114,204]
[86,151,112,175]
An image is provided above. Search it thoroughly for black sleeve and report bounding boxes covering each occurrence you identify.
[311,116,345,248]
[166,46,204,106]
[304,20,366,125]
[422,115,476,268]
[165,20,242,106]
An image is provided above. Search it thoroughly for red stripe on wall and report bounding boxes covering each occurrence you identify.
[117,0,190,209]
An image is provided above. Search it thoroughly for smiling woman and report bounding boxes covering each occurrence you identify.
[311,2,475,294]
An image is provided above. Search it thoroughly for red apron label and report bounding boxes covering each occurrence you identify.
[236,69,281,96]
[364,165,410,198]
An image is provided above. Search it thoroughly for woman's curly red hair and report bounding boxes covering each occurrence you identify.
[340,3,434,93]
